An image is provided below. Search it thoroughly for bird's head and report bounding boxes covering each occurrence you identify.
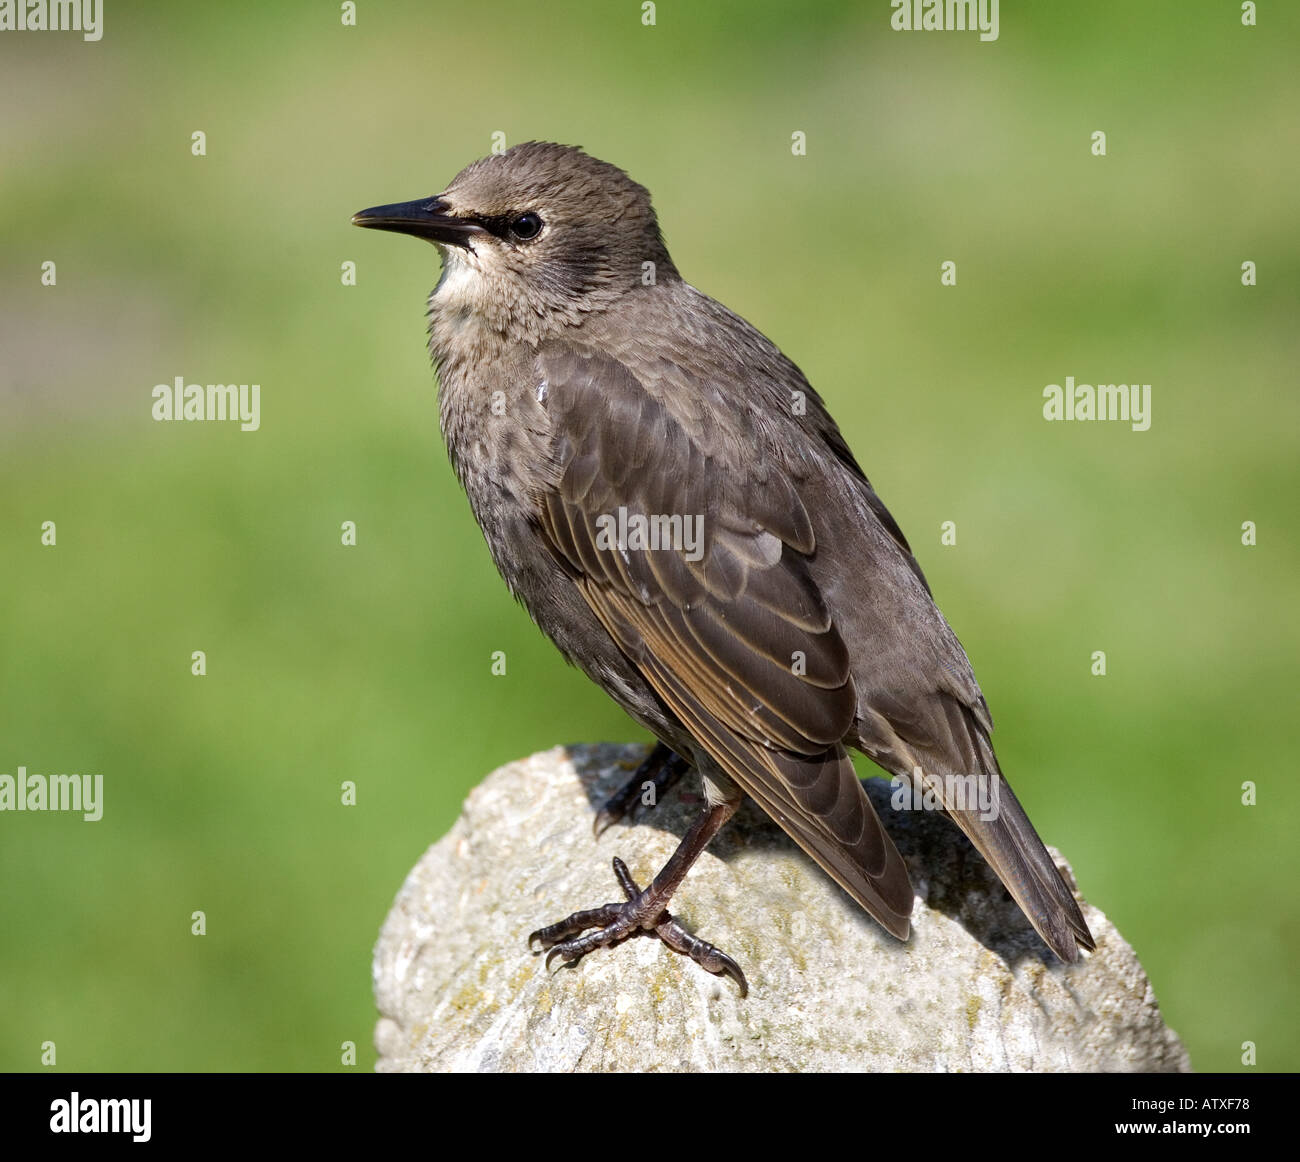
[353,142,677,342]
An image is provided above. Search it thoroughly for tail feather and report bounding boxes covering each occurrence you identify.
[860,696,1094,962]
[948,776,1095,961]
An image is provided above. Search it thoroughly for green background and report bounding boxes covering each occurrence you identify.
[2,0,1295,1072]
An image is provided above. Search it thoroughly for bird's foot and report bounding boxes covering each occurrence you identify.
[528,856,748,996]
[593,743,689,838]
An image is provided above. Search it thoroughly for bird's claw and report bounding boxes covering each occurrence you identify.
[528,856,748,996]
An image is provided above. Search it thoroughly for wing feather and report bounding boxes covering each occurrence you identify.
[535,344,914,935]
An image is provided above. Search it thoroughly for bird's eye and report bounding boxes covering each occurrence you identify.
[509,212,543,241]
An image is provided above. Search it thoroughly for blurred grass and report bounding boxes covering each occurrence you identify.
[1,0,1297,1071]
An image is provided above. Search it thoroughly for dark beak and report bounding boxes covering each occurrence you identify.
[351,196,485,248]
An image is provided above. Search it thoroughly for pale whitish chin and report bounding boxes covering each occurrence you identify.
[432,245,484,305]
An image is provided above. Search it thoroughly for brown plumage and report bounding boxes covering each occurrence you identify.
[353,142,1094,990]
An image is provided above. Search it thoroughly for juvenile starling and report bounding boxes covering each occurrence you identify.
[353,143,1094,994]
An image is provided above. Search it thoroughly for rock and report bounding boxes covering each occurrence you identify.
[373,744,1190,1072]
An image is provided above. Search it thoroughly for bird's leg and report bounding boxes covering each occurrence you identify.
[593,742,689,838]
[529,798,748,995]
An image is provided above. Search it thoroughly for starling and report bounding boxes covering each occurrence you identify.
[353,142,1094,994]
